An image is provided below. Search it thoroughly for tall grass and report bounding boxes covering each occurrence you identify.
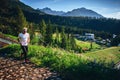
[0,44,120,80]
[0,32,17,40]
[76,40,100,49]
[84,47,120,63]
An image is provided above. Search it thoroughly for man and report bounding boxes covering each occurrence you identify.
[18,27,30,63]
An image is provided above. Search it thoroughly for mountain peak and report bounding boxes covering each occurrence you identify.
[76,7,86,10]
[63,7,104,18]
[39,7,65,15]
[71,7,87,12]
[39,7,104,18]
[43,7,51,10]
[80,7,86,9]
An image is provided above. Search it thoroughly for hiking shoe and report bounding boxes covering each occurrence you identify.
[24,59,29,63]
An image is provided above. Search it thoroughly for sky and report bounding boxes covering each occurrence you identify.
[20,0,120,19]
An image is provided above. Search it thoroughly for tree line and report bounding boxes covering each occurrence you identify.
[24,11,120,35]
[32,19,80,52]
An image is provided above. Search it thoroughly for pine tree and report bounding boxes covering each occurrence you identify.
[39,19,46,45]
[28,23,34,39]
[60,27,67,49]
[54,27,60,46]
[70,34,77,50]
[45,20,53,46]
[0,0,9,12]
[16,6,27,34]
[66,33,71,50]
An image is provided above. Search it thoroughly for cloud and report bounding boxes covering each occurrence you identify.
[104,12,120,19]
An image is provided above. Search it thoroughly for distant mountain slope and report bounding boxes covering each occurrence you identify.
[40,7,104,18]
[0,0,46,35]
[0,0,45,19]
[9,0,44,14]
[38,7,65,15]
[63,7,104,18]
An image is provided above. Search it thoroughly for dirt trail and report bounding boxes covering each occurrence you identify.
[0,57,61,80]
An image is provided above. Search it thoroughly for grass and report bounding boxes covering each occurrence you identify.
[84,47,120,63]
[76,39,100,49]
[53,33,101,49]
[75,39,102,53]
[0,44,120,80]
[53,33,101,53]
[0,32,17,40]
[4,34,17,40]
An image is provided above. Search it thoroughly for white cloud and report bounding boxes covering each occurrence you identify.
[104,12,120,19]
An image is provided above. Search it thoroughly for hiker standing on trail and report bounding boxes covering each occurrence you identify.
[18,27,30,63]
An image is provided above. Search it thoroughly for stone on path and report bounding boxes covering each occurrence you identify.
[0,57,61,80]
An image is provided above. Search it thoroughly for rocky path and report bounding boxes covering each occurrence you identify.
[0,57,61,80]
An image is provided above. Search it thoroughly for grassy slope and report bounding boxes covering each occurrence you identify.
[4,34,17,40]
[53,33,101,50]
[0,44,120,80]
[76,39,100,49]
[1,44,120,64]
[0,32,17,40]
[84,47,120,63]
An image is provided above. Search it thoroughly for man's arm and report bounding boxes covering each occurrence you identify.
[27,33,30,43]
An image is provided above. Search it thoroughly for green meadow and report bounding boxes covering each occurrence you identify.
[84,47,120,63]
[0,44,120,80]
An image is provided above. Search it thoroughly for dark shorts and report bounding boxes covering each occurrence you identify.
[21,46,28,53]
[21,46,28,60]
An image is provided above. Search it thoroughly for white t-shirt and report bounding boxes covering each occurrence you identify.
[18,33,30,46]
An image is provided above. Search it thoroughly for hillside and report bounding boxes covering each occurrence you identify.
[0,0,120,36]
[63,7,103,18]
[0,0,44,17]
[0,44,120,80]
[84,47,120,63]
[39,7,65,15]
[39,7,103,18]
[0,0,44,25]
[9,0,44,14]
